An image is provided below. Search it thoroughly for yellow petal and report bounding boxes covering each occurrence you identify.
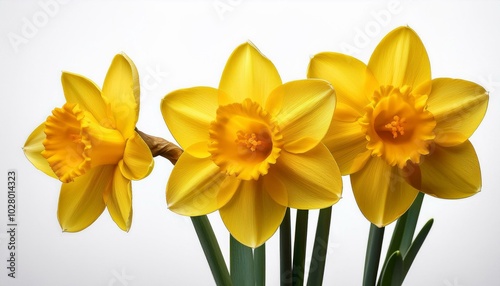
[57,165,114,232]
[266,79,335,154]
[161,87,218,152]
[427,78,488,147]
[368,27,431,90]
[167,152,227,216]
[351,157,419,227]
[262,173,288,206]
[269,144,342,209]
[61,72,110,125]
[102,53,139,138]
[219,180,287,247]
[185,142,210,158]
[323,119,370,175]
[216,176,241,209]
[219,42,282,106]
[119,132,154,180]
[105,168,133,231]
[419,141,481,198]
[308,52,377,121]
[23,123,58,179]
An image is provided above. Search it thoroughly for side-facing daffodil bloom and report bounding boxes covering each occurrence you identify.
[308,27,488,227]
[23,54,154,232]
[162,42,342,247]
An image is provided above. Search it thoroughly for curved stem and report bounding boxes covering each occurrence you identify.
[136,129,183,164]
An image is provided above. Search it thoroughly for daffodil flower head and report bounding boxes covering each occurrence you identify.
[308,26,488,227]
[42,102,126,183]
[23,54,154,232]
[162,42,343,247]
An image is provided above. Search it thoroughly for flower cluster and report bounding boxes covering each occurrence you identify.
[24,27,488,251]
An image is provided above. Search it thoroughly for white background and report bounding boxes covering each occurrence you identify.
[1,0,499,285]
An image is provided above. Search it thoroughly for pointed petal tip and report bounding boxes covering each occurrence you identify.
[369,25,430,88]
[392,25,415,34]
[219,41,281,105]
[114,53,136,68]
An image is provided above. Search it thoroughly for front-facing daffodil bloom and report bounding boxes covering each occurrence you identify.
[162,42,342,247]
[308,27,488,227]
[23,54,154,232]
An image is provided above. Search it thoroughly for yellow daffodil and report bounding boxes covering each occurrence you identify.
[308,27,488,227]
[23,54,154,232]
[161,42,342,247]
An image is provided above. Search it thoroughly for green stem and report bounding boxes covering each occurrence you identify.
[382,212,408,271]
[306,206,332,286]
[191,216,232,286]
[292,210,309,286]
[399,192,424,255]
[402,218,433,279]
[363,223,385,286]
[230,235,255,286]
[380,192,424,285]
[280,208,292,286]
[254,243,266,286]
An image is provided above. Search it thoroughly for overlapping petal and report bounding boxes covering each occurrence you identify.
[23,123,58,179]
[427,78,488,147]
[351,157,419,227]
[61,72,109,124]
[269,144,342,209]
[160,87,218,152]
[219,42,282,106]
[322,120,371,175]
[119,132,154,180]
[266,79,336,154]
[219,179,287,247]
[57,165,114,232]
[105,168,133,231]
[419,141,481,199]
[167,152,229,216]
[308,52,377,121]
[261,173,288,206]
[102,54,139,138]
[368,26,431,91]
